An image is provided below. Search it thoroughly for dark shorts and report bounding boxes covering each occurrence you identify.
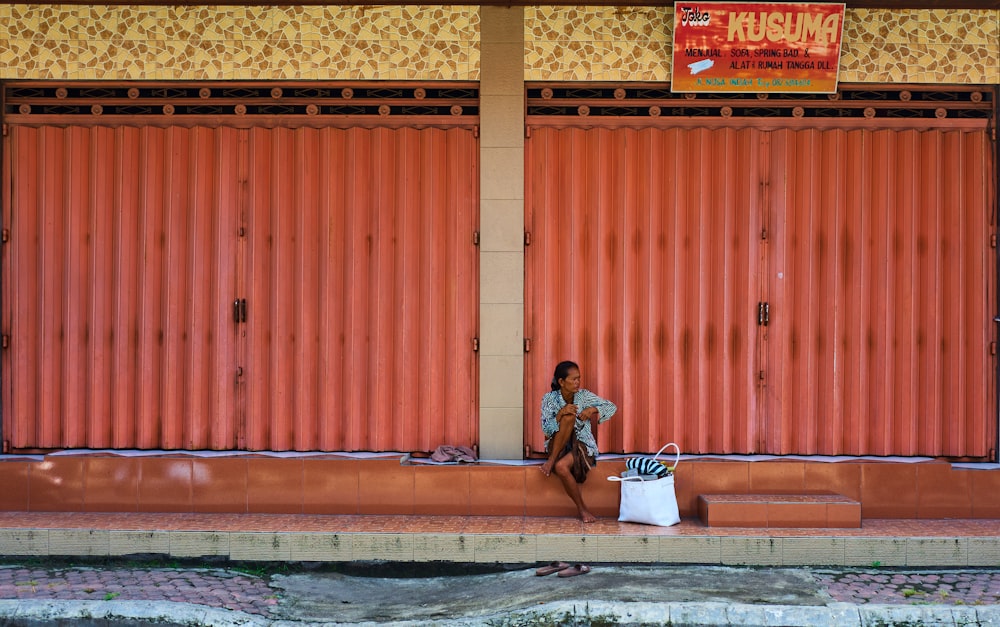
[561,440,597,466]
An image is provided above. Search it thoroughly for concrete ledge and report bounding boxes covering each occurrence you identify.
[7,529,997,566]
[1,599,996,627]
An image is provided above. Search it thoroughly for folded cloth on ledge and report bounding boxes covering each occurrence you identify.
[430,445,478,463]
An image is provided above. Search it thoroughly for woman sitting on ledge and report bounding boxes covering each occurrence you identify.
[539,360,617,523]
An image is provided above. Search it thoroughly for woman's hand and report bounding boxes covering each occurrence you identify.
[580,406,599,421]
[559,404,578,418]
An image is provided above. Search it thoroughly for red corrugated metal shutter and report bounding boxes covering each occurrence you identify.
[2,125,241,449]
[525,126,764,455]
[242,126,479,451]
[766,128,996,456]
[3,124,479,452]
[525,124,995,457]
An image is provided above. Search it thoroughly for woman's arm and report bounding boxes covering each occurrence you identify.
[579,389,617,424]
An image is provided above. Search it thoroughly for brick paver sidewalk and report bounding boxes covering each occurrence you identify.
[816,569,1000,606]
[1,564,999,620]
[0,566,280,616]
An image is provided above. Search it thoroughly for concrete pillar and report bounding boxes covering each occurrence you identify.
[478,6,525,460]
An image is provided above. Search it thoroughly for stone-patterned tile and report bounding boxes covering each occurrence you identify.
[224,40,274,80]
[0,4,479,81]
[156,40,201,80]
[0,39,74,79]
[75,39,155,80]
[188,40,233,81]
[116,6,168,41]
[233,6,277,41]
[271,6,330,43]
[269,38,311,79]
[612,7,673,43]
[429,6,477,42]
[919,9,997,44]
[22,6,73,40]
[164,6,234,41]
[0,4,993,113]
[75,5,120,41]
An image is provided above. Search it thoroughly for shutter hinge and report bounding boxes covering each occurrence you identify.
[991,341,997,355]
[991,234,997,248]
[1,334,8,349]
[761,228,768,241]
[524,231,531,246]
[1,229,8,243]
[473,231,480,246]
[1,124,7,137]
[2,440,8,454]
[472,337,479,352]
[758,370,766,383]
[473,125,479,138]
[524,337,531,353]
[525,126,531,139]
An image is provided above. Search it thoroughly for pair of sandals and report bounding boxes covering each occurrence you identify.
[535,561,591,578]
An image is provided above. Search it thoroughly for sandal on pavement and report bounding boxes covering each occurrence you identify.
[535,561,571,576]
[557,564,591,578]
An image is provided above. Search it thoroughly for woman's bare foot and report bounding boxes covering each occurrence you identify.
[540,460,554,476]
[579,509,597,523]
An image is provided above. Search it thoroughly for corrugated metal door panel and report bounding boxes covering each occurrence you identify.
[132,126,241,450]
[3,125,240,450]
[244,126,478,452]
[525,126,762,455]
[767,128,995,456]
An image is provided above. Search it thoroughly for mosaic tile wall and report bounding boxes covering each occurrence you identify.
[525,7,1000,84]
[0,5,996,84]
[0,5,480,80]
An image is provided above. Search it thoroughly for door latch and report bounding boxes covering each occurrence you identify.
[233,298,247,323]
[757,302,770,326]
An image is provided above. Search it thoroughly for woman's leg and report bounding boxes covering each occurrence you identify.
[539,413,576,476]
[553,453,596,523]
[539,413,597,522]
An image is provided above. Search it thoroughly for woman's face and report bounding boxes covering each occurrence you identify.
[559,368,581,397]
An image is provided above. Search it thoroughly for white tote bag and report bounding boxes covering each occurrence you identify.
[608,443,681,527]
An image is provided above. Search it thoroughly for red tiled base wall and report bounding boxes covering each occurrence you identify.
[0,456,997,519]
[697,494,862,528]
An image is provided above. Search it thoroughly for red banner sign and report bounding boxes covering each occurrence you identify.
[671,2,845,94]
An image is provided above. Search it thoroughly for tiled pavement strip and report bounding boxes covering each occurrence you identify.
[1,564,1000,612]
[0,513,997,625]
[0,563,999,626]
